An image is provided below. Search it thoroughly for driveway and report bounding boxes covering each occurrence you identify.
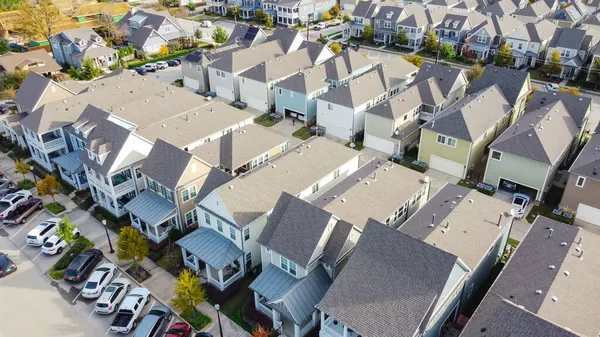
[425,168,460,196]
[153,65,183,84]
[177,18,235,44]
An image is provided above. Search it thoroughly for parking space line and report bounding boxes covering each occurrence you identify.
[88,307,96,319]
[150,300,156,308]
[19,243,28,251]
[9,210,43,240]
[32,250,43,261]
[72,287,85,304]
[105,327,111,335]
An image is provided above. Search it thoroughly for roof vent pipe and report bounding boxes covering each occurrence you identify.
[497,213,502,227]
[548,228,554,238]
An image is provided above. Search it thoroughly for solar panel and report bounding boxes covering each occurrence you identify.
[244,26,260,42]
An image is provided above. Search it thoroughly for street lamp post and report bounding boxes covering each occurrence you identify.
[29,166,37,185]
[102,219,115,254]
[215,304,224,337]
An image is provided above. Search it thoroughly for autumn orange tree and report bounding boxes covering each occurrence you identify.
[252,325,271,337]
[37,175,61,202]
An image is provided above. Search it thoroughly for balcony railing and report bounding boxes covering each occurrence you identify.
[113,179,135,195]
[44,137,66,152]
[322,317,359,337]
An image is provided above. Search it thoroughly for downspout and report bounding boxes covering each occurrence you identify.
[465,142,473,180]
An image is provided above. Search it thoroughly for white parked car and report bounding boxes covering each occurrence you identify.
[156,61,168,70]
[0,190,32,218]
[143,63,157,72]
[110,287,151,333]
[82,263,117,299]
[95,278,132,314]
[41,228,81,255]
[312,22,327,30]
[545,83,559,91]
[200,20,212,27]
[510,193,531,219]
[27,218,62,247]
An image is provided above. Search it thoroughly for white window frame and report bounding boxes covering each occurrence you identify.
[477,35,486,43]
[244,227,250,241]
[181,185,197,203]
[446,137,457,148]
[229,226,236,240]
[491,150,502,161]
[384,21,392,29]
[436,134,446,145]
[576,176,586,188]
[204,212,211,225]
[185,209,197,226]
[217,219,223,232]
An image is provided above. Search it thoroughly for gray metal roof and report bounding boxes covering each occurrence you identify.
[413,62,466,97]
[317,219,458,337]
[257,192,333,268]
[468,65,529,106]
[569,125,600,179]
[525,90,591,127]
[250,264,299,302]
[176,227,243,270]
[52,150,84,174]
[141,139,192,190]
[124,189,177,225]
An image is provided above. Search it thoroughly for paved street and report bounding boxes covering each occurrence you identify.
[177,17,236,44]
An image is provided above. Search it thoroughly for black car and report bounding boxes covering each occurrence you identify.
[0,252,17,277]
[167,59,181,67]
[135,67,147,75]
[64,249,103,283]
[195,333,214,337]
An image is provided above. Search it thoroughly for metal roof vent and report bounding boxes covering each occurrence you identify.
[549,265,556,269]
[564,271,570,276]
[560,242,568,246]
[384,167,388,171]
[551,296,558,302]
[365,181,370,185]
[535,290,543,295]
[341,198,346,202]
[468,199,474,203]
[120,107,124,110]
[271,164,276,168]
[229,185,234,189]
[441,228,447,233]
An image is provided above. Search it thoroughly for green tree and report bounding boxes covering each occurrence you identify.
[14,158,30,181]
[255,9,265,22]
[80,59,105,80]
[187,2,196,11]
[494,43,513,67]
[329,3,341,17]
[116,226,149,271]
[172,269,206,319]
[466,63,483,82]
[17,0,62,43]
[167,41,180,53]
[425,30,439,54]
[396,29,408,47]
[36,175,61,203]
[211,26,229,44]
[297,18,303,27]
[403,55,423,68]
[57,215,78,249]
[0,0,20,12]
[0,40,9,55]
[342,14,351,22]
[588,57,600,90]
[362,24,374,42]
[264,14,273,28]
[543,50,562,76]
[194,28,203,39]
[439,43,456,60]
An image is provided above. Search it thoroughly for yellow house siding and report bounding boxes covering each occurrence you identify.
[418,128,470,166]
[175,157,211,228]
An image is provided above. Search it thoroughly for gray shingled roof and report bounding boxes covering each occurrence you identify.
[468,65,529,106]
[319,67,386,108]
[413,62,465,97]
[324,49,374,82]
[124,189,177,225]
[548,27,587,49]
[14,72,53,113]
[367,79,443,120]
[316,219,458,337]
[257,192,333,268]
[481,0,517,15]
[321,220,354,266]
[275,66,328,95]
[176,227,243,270]
[525,91,591,128]
[568,125,600,179]
[141,138,193,190]
[195,167,234,204]
[374,6,404,26]
[351,0,377,18]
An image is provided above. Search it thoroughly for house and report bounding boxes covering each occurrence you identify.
[400,183,514,315]
[483,92,591,202]
[323,49,376,89]
[373,4,429,49]
[238,42,333,112]
[480,0,518,16]
[418,84,512,179]
[250,193,358,337]
[272,0,336,27]
[12,72,80,115]
[467,65,531,121]
[545,27,600,79]
[274,66,329,126]
[427,0,462,10]
[512,0,556,24]
[550,1,588,28]
[462,14,523,60]
[434,12,488,52]
[413,62,469,115]
[460,216,600,337]
[316,57,418,141]
[504,20,558,68]
[317,219,469,337]
[560,127,600,227]
[73,2,130,24]
[118,9,187,54]
[181,25,268,91]
[373,5,403,46]
[452,0,480,13]
[49,27,118,69]
[0,50,61,75]
[314,158,431,229]
[190,124,290,174]
[347,0,379,38]
[180,137,360,293]
[2,113,28,149]
[363,78,445,155]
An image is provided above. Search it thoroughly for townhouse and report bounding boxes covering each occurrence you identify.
[460,216,600,337]
[270,0,336,26]
[550,1,588,28]
[412,62,469,115]
[0,49,61,75]
[462,14,523,60]
[418,85,512,179]
[178,137,360,293]
[512,0,557,24]
[504,20,558,68]
[373,4,429,49]
[434,12,488,51]
[238,42,333,112]
[347,0,379,38]
[274,66,329,126]
[49,27,118,69]
[118,8,187,54]
[323,49,376,89]
[545,27,600,80]
[316,57,418,141]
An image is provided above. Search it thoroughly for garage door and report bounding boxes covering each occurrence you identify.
[365,135,394,154]
[215,86,234,101]
[246,96,266,111]
[285,108,305,120]
[183,76,199,90]
[323,122,349,140]
[576,203,600,226]
[429,155,465,178]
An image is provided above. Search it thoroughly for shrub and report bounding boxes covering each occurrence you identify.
[52,236,94,271]
[45,202,66,214]
[17,179,35,189]
[75,196,94,211]
[48,269,65,280]
[159,45,169,56]
[181,309,211,330]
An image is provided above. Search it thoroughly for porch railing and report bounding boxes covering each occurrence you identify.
[44,137,66,152]
[223,269,243,288]
[113,179,135,195]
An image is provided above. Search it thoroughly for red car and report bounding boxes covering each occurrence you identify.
[165,322,192,337]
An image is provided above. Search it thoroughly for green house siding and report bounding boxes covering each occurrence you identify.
[113,14,126,23]
[418,128,470,167]
[483,150,549,201]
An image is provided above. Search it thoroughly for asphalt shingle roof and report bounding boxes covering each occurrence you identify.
[525,90,591,127]
[321,220,354,266]
[468,65,529,106]
[549,27,587,49]
[568,125,600,179]
[413,62,466,97]
[13,72,54,113]
[141,138,193,190]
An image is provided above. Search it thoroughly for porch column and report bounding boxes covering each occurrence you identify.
[75,173,81,190]
[272,310,281,330]
[153,224,160,242]
[254,292,260,311]
[343,325,348,337]
[294,324,300,337]
[218,268,224,291]
[206,265,215,284]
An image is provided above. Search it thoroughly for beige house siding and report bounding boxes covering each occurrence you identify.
[561,173,600,212]
[468,116,511,170]
[35,84,76,111]
[176,158,212,228]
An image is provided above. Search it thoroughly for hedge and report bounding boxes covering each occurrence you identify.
[50,236,94,272]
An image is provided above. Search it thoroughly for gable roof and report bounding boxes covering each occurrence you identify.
[264,27,305,54]
[511,20,558,43]
[208,40,286,73]
[319,67,387,108]
[195,167,234,203]
[568,125,600,179]
[374,6,404,24]
[13,72,54,113]
[468,65,530,106]
[0,49,61,74]
[514,0,552,18]
[275,66,328,95]
[413,62,466,97]
[324,48,374,81]
[481,0,518,15]
[352,0,378,18]
[119,9,184,48]
[525,90,591,127]
[367,78,444,119]
[548,27,587,49]
[321,219,354,266]
[141,138,194,190]
[422,84,511,142]
[316,219,459,337]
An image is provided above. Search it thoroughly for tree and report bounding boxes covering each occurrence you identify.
[297,18,303,27]
[227,4,239,23]
[116,226,149,271]
[70,58,105,80]
[330,42,342,54]
[14,158,30,181]
[322,11,332,21]
[462,40,476,59]
[264,14,274,28]
[466,63,483,82]
[0,0,20,12]
[342,14,351,22]
[17,0,63,44]
[439,43,456,60]
[167,41,180,53]
[159,45,169,55]
[494,43,513,67]
[403,55,423,68]
[98,14,126,46]
[558,86,580,96]
[187,2,196,11]
[211,26,229,44]
[172,269,206,319]
[255,9,265,22]
[252,325,272,337]
[362,24,374,42]
[194,29,203,39]
[542,50,562,76]
[396,29,408,47]
[0,40,9,55]
[329,3,341,17]
[425,30,439,54]
[57,215,77,249]
[588,57,600,90]
[37,175,61,203]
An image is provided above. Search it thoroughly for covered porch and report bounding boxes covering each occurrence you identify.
[52,150,88,190]
[177,227,244,292]
[239,5,255,19]
[124,189,178,244]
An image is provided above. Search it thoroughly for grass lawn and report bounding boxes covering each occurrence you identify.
[345,141,364,151]
[507,238,519,248]
[292,126,312,140]
[181,309,212,330]
[17,179,35,190]
[215,276,255,333]
[45,202,66,214]
[457,179,477,189]
[526,204,574,225]
[125,48,207,69]
[529,69,561,83]
[254,114,278,127]
[48,236,94,280]
[391,157,427,173]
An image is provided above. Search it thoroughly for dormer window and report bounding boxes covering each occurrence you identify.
[452,21,459,28]
[384,21,392,28]
[87,149,94,160]
[445,19,452,27]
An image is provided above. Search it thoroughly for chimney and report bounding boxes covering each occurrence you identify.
[497,213,502,227]
[548,228,554,238]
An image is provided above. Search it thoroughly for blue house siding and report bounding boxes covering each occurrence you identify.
[276,87,308,118]
[423,291,461,337]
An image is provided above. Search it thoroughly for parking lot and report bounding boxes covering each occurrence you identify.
[0,208,181,337]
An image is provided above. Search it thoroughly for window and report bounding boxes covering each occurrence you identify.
[245,252,252,267]
[205,212,211,225]
[312,183,319,194]
[436,134,446,144]
[491,150,502,161]
[477,35,486,43]
[185,210,198,226]
[403,114,408,121]
[437,134,456,147]
[327,103,333,110]
[447,137,457,147]
[135,167,142,178]
[165,189,174,203]
[384,21,392,29]
[278,88,282,95]
[148,178,155,192]
[560,49,570,58]
[197,65,202,72]
[182,185,197,202]
[229,226,236,240]
[576,176,586,188]
[518,43,523,50]
[280,256,289,270]
[289,261,297,276]
[243,227,250,241]
[217,219,223,232]
[334,169,340,179]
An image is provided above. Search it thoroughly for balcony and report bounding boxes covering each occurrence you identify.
[321,317,359,337]
[113,178,135,195]
[43,137,66,152]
